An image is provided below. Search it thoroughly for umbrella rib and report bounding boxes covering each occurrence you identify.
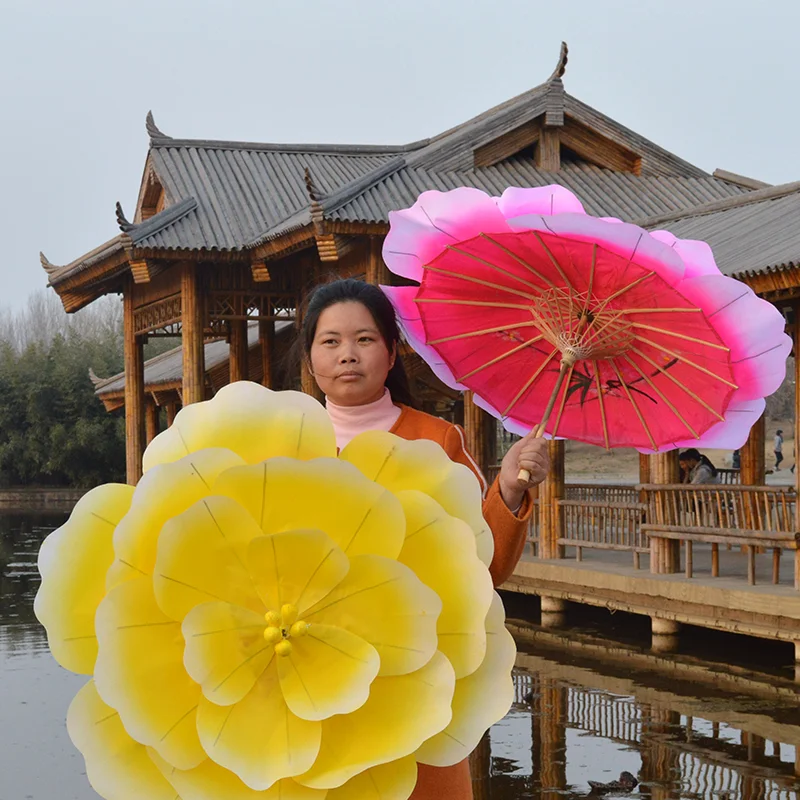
[428,320,541,345]
[584,244,597,313]
[550,362,575,439]
[634,335,738,388]
[629,322,730,351]
[630,346,726,421]
[422,263,538,301]
[593,272,656,316]
[532,232,578,299]
[445,244,545,292]
[503,348,560,418]
[621,354,699,439]
[619,307,704,314]
[415,298,532,311]
[479,234,559,290]
[593,361,611,450]
[609,360,657,451]
[457,334,548,381]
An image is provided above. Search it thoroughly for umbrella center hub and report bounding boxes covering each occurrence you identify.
[263,604,310,657]
[531,289,636,361]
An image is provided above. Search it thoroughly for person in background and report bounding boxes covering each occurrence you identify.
[679,449,720,485]
[774,429,784,471]
[731,449,741,470]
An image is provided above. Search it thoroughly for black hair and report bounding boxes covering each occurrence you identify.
[679,448,718,477]
[299,278,418,408]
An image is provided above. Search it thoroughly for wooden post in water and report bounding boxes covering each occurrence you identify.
[181,262,206,405]
[123,284,145,484]
[538,678,567,793]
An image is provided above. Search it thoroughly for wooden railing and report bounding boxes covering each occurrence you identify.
[558,500,648,567]
[565,483,639,503]
[716,467,741,485]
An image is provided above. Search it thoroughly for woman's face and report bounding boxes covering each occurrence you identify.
[309,301,395,407]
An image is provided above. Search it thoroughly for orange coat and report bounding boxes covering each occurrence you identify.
[389,405,533,800]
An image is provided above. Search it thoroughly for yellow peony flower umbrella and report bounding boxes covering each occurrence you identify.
[35,382,516,800]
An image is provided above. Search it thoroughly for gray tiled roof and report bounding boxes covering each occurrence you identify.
[641,182,800,279]
[94,320,293,396]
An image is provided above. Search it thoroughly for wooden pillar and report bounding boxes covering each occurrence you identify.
[794,303,800,495]
[365,236,391,286]
[229,319,248,383]
[535,127,561,171]
[145,401,160,445]
[639,453,651,484]
[165,401,179,428]
[259,318,274,388]
[123,287,145,485]
[649,451,680,573]
[539,440,565,559]
[181,262,205,404]
[741,413,766,486]
[463,391,488,475]
[650,450,680,484]
[468,731,491,800]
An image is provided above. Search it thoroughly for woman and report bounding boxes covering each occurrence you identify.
[302,278,549,800]
[678,448,720,485]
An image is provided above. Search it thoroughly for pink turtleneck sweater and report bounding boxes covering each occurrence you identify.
[325,389,402,450]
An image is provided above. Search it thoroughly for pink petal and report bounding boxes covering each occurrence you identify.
[496,185,584,219]
[382,188,513,282]
[651,231,720,279]
[677,275,791,400]
[671,396,767,451]
[382,285,465,391]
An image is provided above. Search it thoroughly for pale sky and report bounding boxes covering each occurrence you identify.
[2,0,798,310]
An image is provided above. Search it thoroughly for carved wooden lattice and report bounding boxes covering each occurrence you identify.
[133,293,182,336]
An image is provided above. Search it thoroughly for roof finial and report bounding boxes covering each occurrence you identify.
[39,252,60,276]
[88,368,105,388]
[115,201,135,232]
[548,41,568,82]
[146,111,172,142]
[304,167,325,227]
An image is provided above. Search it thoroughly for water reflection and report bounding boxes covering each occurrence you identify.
[1,513,799,799]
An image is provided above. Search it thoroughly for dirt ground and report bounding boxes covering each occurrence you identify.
[558,420,796,484]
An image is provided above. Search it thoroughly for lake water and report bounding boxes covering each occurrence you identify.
[2,512,799,799]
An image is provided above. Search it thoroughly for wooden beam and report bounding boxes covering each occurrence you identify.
[560,116,642,174]
[229,320,248,383]
[165,401,179,428]
[260,318,274,388]
[123,286,145,484]
[365,236,390,286]
[181,262,205,404]
[539,440,565,560]
[251,259,271,282]
[129,259,153,284]
[535,126,561,171]
[145,401,160,444]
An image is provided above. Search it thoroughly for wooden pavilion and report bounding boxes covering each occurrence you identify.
[44,43,785,488]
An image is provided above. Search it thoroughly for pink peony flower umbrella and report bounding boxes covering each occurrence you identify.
[381,186,790,478]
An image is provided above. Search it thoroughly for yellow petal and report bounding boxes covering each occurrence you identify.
[396,491,493,679]
[143,382,336,471]
[246,528,349,615]
[183,602,275,706]
[109,447,245,588]
[93,577,205,770]
[296,651,455,790]
[153,495,265,621]
[34,483,134,674]
[67,680,177,800]
[415,592,516,767]
[276,623,379,721]
[304,554,441,677]
[149,749,326,800]
[213,458,406,560]
[327,757,418,800]
[197,664,321,791]
[340,431,493,565]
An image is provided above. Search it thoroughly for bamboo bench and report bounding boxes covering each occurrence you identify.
[643,524,800,589]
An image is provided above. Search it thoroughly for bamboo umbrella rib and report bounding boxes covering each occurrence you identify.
[634,335,737,388]
[479,234,558,290]
[610,360,657,451]
[583,244,598,315]
[415,298,532,311]
[532,232,578,300]
[444,245,544,292]
[422,263,538,301]
[593,361,611,450]
[503,348,559,417]
[620,354,699,438]
[593,272,656,317]
[458,334,547,381]
[428,320,542,345]
[550,362,575,438]
[629,322,729,350]
[619,308,704,314]
[630,346,726,421]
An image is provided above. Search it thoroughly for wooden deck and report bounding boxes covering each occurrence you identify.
[506,546,800,647]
